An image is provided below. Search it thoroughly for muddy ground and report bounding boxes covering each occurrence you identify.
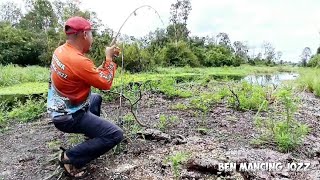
[0,90,320,180]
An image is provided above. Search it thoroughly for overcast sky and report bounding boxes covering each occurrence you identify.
[79,0,320,62]
[4,0,320,62]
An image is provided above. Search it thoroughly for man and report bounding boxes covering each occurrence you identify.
[47,16,123,178]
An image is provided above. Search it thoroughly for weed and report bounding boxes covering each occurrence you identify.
[164,151,190,180]
[227,82,268,111]
[68,134,84,146]
[123,114,142,136]
[157,114,179,131]
[47,140,61,150]
[196,127,209,135]
[171,103,188,111]
[254,88,309,152]
[0,64,49,87]
[190,93,221,112]
[154,78,193,98]
[297,68,320,97]
[8,97,46,123]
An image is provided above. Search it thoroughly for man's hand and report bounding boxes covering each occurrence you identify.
[105,45,120,60]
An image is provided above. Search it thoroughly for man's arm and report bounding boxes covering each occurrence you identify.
[73,57,117,90]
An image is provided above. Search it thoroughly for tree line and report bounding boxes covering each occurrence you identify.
[1,0,318,72]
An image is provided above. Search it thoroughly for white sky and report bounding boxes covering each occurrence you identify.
[3,0,320,62]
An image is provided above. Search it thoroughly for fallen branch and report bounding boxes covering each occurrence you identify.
[102,83,148,127]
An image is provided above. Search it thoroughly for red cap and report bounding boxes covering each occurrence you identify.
[65,16,92,34]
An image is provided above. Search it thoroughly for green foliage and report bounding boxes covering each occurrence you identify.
[115,43,155,73]
[205,45,240,67]
[8,97,46,122]
[253,88,309,152]
[190,93,222,112]
[160,41,199,67]
[308,54,320,67]
[0,65,49,87]
[227,82,268,111]
[298,68,320,97]
[68,134,84,146]
[154,78,193,98]
[47,140,61,150]
[164,151,190,179]
[0,22,45,65]
[157,114,179,131]
[123,114,142,136]
[171,102,188,110]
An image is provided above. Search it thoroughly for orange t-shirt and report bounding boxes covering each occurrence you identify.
[50,42,117,105]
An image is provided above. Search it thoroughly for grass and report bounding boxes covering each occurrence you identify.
[297,68,320,96]
[0,64,49,87]
[253,87,309,152]
[157,114,179,131]
[164,151,190,179]
[7,97,46,123]
[123,114,142,136]
[226,82,269,111]
[0,82,48,95]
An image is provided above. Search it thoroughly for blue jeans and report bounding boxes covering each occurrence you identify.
[52,93,123,169]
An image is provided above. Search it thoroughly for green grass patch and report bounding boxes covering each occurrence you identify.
[0,82,48,95]
[0,64,49,87]
[297,68,320,96]
[8,97,46,122]
[156,114,179,131]
[226,82,269,111]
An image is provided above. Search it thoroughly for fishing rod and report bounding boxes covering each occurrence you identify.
[102,5,165,67]
[101,5,164,127]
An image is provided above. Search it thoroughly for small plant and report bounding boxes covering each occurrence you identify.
[171,103,188,111]
[227,82,268,111]
[196,127,209,135]
[8,97,46,122]
[157,114,179,131]
[154,78,193,98]
[253,88,310,152]
[123,114,142,136]
[47,140,61,150]
[190,93,221,112]
[164,151,190,180]
[68,134,84,146]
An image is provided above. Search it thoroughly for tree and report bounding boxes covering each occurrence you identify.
[233,41,249,61]
[262,41,276,65]
[275,51,283,63]
[317,46,320,54]
[0,1,22,24]
[0,22,45,65]
[169,0,192,43]
[19,0,57,31]
[216,32,232,50]
[205,45,237,67]
[300,47,312,67]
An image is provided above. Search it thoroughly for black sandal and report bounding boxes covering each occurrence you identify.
[59,147,88,179]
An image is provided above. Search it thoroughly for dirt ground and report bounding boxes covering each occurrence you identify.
[1,91,320,180]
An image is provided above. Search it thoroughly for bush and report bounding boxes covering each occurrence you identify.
[205,45,238,67]
[160,41,199,67]
[308,54,320,67]
[0,22,46,65]
[115,43,155,73]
